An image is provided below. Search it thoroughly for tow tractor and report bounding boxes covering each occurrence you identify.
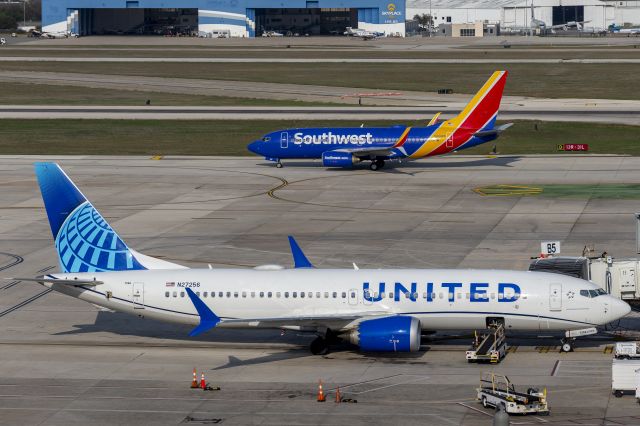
[466,324,507,363]
[477,373,550,415]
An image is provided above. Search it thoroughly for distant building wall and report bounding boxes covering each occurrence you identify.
[43,0,406,36]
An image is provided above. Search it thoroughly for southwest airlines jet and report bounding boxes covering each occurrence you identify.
[20,163,630,354]
[248,71,512,170]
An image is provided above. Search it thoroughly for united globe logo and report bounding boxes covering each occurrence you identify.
[55,201,144,272]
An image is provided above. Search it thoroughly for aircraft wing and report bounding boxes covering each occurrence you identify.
[332,147,396,158]
[185,287,391,335]
[219,310,392,329]
[549,20,590,29]
[11,277,104,286]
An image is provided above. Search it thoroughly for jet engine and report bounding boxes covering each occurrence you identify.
[348,316,421,352]
[321,151,359,168]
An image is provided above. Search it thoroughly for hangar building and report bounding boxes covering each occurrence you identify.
[42,0,406,37]
[407,0,640,32]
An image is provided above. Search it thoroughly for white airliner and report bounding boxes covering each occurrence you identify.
[20,163,630,354]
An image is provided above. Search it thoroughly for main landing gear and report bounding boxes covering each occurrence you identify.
[309,330,340,355]
[369,159,385,171]
[310,336,329,355]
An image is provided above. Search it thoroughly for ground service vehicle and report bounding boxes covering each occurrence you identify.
[612,359,640,397]
[477,373,549,415]
[466,324,507,363]
[615,342,640,359]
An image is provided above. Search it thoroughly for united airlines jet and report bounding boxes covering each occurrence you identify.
[248,71,512,170]
[19,163,630,354]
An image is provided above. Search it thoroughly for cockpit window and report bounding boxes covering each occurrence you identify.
[580,288,607,298]
[262,137,271,142]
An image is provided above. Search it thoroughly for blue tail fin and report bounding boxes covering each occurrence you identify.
[35,162,146,273]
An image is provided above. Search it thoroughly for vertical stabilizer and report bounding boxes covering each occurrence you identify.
[35,163,184,272]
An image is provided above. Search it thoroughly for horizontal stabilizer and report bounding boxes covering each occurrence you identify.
[12,277,103,286]
[185,287,220,336]
[288,236,314,269]
[473,123,513,138]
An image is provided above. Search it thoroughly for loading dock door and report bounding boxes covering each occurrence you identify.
[549,283,562,311]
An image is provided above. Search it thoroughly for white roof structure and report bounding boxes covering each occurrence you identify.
[407,0,627,30]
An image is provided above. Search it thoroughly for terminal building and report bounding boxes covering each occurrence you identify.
[42,0,406,37]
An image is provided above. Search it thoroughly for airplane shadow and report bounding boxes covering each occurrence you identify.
[255,155,520,173]
[53,311,306,345]
[52,311,640,370]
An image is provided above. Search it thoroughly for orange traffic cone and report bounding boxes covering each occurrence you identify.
[200,372,206,390]
[190,368,198,389]
[335,387,342,403]
[317,380,326,402]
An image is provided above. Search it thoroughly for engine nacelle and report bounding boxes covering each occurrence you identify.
[349,316,421,352]
[321,151,359,168]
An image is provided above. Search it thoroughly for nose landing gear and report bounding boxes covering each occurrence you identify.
[560,338,575,353]
[560,327,597,352]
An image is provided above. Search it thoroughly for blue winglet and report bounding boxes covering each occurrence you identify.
[288,236,313,269]
[185,287,220,337]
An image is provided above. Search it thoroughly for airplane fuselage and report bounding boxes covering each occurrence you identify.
[248,123,498,162]
[44,269,626,333]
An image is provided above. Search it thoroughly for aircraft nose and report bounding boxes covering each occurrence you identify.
[247,141,264,155]
[610,297,631,321]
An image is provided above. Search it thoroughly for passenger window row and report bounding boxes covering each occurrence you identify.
[164,290,350,299]
[364,291,509,300]
[164,290,518,300]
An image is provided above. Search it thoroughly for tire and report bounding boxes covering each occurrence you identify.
[481,396,488,408]
[614,390,624,398]
[561,342,573,353]
[310,337,328,355]
[276,162,283,168]
[369,162,378,171]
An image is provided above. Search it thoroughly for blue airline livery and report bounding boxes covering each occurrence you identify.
[248,71,511,170]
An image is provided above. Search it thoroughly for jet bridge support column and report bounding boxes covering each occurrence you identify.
[635,212,640,254]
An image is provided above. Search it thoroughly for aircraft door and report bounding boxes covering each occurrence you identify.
[280,132,289,149]
[445,132,454,149]
[549,283,562,311]
[348,288,358,306]
[133,282,144,309]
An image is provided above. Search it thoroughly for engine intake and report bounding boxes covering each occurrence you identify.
[349,316,421,352]
[322,151,359,168]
